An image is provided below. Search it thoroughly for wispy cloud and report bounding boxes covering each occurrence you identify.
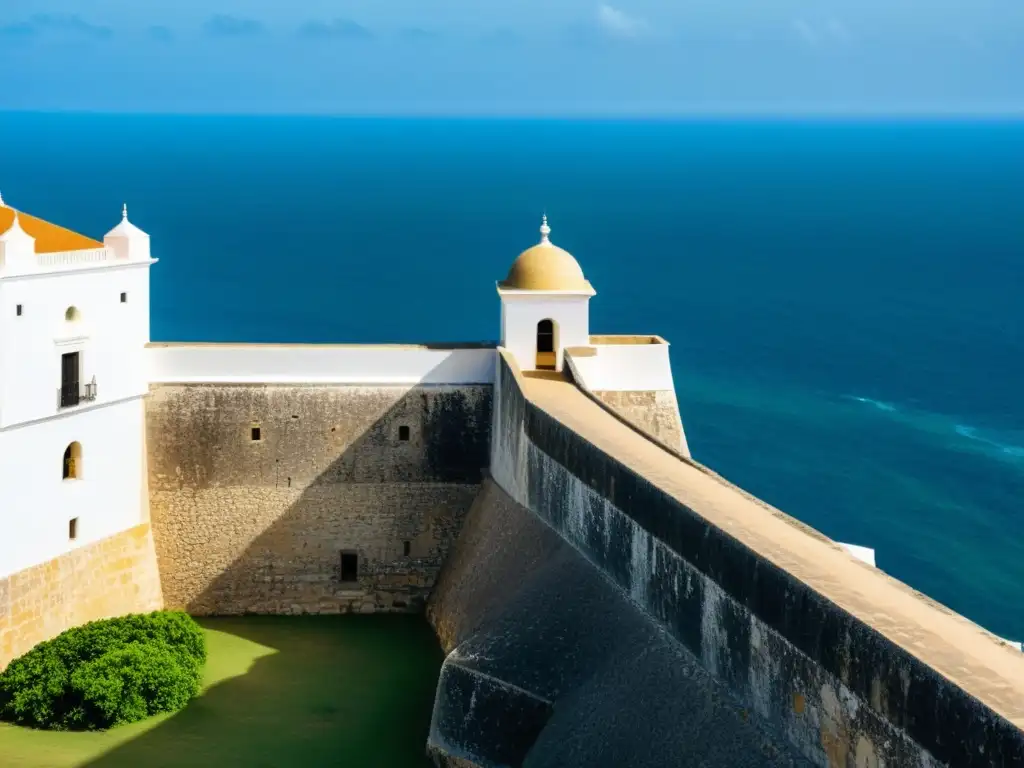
[596,4,651,39]
[149,25,173,43]
[825,19,851,44]
[792,17,851,48]
[0,14,112,40]
[297,19,373,41]
[792,19,819,46]
[204,15,264,37]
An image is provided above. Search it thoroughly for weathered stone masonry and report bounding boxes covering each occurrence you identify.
[146,383,491,616]
[591,389,686,454]
[485,352,1024,768]
[0,524,163,670]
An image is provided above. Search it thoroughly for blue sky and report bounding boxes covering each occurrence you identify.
[1,0,1021,115]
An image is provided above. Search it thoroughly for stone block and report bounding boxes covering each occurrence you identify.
[0,524,163,671]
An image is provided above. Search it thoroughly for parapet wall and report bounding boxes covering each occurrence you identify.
[0,523,163,670]
[147,379,491,615]
[564,339,690,455]
[146,342,496,385]
[490,350,1024,767]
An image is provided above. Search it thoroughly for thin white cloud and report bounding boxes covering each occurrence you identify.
[792,17,852,48]
[597,5,650,39]
[825,19,851,45]
[792,18,819,47]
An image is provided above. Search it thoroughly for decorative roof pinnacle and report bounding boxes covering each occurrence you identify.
[540,214,551,244]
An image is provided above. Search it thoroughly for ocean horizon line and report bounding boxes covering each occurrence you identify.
[2,108,1023,123]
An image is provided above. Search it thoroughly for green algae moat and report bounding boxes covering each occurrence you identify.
[0,616,442,768]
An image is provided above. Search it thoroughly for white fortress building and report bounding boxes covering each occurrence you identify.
[0,197,154,580]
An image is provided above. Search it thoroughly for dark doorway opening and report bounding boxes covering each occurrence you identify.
[536,319,556,370]
[340,552,359,582]
[60,352,80,408]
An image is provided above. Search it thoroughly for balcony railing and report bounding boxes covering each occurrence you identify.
[37,248,112,269]
[57,376,98,410]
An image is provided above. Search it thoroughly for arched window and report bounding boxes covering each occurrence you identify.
[64,306,81,323]
[63,442,82,480]
[537,319,555,353]
[536,319,557,370]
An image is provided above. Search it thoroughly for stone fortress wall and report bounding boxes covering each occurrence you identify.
[426,349,1024,767]
[144,343,494,616]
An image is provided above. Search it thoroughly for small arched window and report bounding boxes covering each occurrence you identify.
[537,319,555,353]
[63,442,82,480]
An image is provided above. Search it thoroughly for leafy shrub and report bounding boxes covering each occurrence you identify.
[0,610,206,730]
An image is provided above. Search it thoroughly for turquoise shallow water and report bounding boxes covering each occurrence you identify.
[2,113,1022,638]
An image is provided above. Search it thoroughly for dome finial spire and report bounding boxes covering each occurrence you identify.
[122,203,128,221]
[539,213,551,245]
[0,190,5,206]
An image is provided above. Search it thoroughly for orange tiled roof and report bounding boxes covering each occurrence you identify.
[0,205,104,254]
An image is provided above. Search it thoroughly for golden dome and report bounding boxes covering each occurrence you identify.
[499,216,594,293]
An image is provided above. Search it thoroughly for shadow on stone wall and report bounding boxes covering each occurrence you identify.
[146,377,492,617]
[426,479,806,768]
[78,615,441,768]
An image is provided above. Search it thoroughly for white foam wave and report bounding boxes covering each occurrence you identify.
[954,425,1024,458]
[844,395,1024,464]
[843,395,898,413]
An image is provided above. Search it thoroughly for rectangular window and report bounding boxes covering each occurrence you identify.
[250,426,262,442]
[403,540,411,557]
[60,352,81,408]
[69,518,78,540]
[16,304,22,316]
[340,552,359,582]
[398,425,410,441]
[120,292,127,303]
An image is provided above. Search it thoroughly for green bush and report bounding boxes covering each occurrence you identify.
[0,610,206,730]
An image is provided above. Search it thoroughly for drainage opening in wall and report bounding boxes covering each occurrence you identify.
[340,552,359,582]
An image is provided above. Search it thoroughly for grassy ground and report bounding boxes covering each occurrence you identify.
[0,615,443,768]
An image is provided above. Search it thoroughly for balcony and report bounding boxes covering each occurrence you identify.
[58,376,98,410]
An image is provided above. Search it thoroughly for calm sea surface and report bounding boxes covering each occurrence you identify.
[2,113,1022,639]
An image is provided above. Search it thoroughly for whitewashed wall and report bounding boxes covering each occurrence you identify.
[500,294,590,372]
[566,340,676,392]
[0,263,152,429]
[147,343,497,385]
[0,399,147,579]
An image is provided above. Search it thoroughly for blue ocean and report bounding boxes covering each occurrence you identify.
[2,113,1022,639]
